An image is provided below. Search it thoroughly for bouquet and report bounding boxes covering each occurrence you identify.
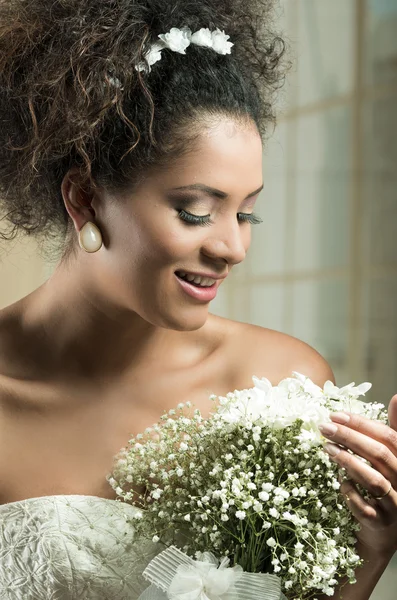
[109,373,387,599]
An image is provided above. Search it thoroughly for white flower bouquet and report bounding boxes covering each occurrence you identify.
[109,373,387,599]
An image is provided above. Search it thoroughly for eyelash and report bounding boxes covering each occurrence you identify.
[177,209,263,227]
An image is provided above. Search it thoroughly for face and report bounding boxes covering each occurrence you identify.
[91,117,263,331]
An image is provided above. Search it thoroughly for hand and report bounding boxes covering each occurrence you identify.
[318,394,397,559]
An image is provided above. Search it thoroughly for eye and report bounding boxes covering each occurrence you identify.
[237,212,263,225]
[177,209,212,227]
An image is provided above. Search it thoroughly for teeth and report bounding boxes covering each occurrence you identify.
[177,271,216,287]
[201,277,215,286]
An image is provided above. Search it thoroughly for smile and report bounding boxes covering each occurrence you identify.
[175,270,217,288]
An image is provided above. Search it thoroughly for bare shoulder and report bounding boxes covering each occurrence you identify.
[210,316,335,388]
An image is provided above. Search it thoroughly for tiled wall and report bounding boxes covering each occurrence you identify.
[214,0,397,596]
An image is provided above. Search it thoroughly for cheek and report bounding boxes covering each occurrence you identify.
[118,214,200,269]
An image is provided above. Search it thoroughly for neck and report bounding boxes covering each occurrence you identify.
[6,262,183,383]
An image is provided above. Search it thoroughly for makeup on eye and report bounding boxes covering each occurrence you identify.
[237,212,263,225]
[177,208,263,226]
[173,194,263,226]
[177,209,212,227]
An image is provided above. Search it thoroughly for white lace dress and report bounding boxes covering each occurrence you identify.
[0,494,158,600]
[0,492,289,600]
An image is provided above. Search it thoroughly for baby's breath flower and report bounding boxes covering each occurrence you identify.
[280,553,288,562]
[262,482,274,492]
[267,537,276,548]
[109,373,382,599]
[259,491,269,501]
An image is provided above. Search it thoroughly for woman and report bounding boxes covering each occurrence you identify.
[0,0,396,598]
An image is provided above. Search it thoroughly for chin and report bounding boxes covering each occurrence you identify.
[154,306,209,332]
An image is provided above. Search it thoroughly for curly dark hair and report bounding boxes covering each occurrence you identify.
[0,0,287,243]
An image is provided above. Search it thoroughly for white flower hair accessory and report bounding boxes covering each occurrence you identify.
[135,27,234,73]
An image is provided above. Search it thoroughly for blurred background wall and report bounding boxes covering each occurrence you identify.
[0,237,48,309]
[213,1,397,595]
[1,0,396,597]
[214,0,397,405]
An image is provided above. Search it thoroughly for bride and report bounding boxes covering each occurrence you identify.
[0,0,396,598]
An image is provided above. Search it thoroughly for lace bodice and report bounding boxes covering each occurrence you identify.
[0,494,158,600]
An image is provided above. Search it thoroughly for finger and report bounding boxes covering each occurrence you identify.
[340,479,380,525]
[330,412,397,457]
[389,394,397,432]
[318,421,397,484]
[325,443,397,513]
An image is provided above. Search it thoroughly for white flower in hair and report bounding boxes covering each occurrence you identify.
[190,27,213,48]
[158,26,192,54]
[136,42,164,72]
[107,75,123,88]
[135,26,234,73]
[211,28,234,54]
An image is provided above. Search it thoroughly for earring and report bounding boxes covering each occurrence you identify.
[78,221,103,253]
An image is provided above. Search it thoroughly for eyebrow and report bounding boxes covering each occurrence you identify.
[168,183,264,200]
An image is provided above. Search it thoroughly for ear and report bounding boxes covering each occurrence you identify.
[61,170,97,233]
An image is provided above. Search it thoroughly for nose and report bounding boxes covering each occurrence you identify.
[201,220,248,266]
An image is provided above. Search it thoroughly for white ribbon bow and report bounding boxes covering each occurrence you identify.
[137,546,286,600]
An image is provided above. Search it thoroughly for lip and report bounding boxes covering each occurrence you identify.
[175,270,227,281]
[174,272,222,303]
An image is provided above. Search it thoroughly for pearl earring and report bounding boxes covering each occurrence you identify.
[78,221,103,253]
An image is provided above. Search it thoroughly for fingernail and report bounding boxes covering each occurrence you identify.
[330,412,350,424]
[324,442,341,457]
[318,423,338,436]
